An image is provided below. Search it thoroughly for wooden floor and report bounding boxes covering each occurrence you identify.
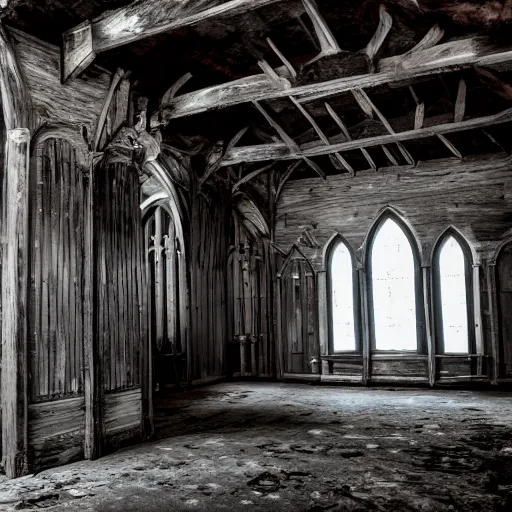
[1,382,512,511]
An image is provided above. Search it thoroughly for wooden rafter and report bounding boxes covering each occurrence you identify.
[352,88,415,165]
[454,78,467,123]
[221,105,512,166]
[364,5,392,62]
[301,0,340,64]
[289,96,354,174]
[252,100,325,178]
[156,35,512,123]
[266,37,297,80]
[61,0,284,81]
[325,102,376,170]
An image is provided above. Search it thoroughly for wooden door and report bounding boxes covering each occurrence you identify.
[497,243,512,378]
[279,257,318,375]
[94,161,148,452]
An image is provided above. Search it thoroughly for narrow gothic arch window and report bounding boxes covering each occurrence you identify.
[435,234,471,354]
[370,217,418,351]
[328,239,357,351]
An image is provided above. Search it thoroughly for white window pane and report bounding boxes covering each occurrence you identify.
[371,218,417,351]
[331,242,356,351]
[439,236,469,353]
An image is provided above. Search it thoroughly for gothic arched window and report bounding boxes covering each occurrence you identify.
[328,238,358,352]
[368,216,421,351]
[434,233,472,354]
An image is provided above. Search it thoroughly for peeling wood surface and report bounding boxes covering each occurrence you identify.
[9,27,110,134]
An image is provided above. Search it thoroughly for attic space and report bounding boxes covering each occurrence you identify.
[0,0,512,510]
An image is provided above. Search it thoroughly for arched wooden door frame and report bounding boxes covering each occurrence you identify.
[276,244,318,380]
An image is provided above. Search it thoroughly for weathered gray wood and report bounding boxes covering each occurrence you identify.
[62,0,284,79]
[325,102,376,170]
[301,0,340,63]
[289,96,353,174]
[161,36,512,120]
[1,129,31,478]
[0,25,30,130]
[404,24,444,56]
[9,28,110,133]
[353,88,415,165]
[222,106,512,165]
[94,67,125,151]
[364,5,392,61]
[232,163,272,193]
[252,101,299,153]
[423,267,435,387]
[266,38,296,80]
[436,133,462,159]
[62,21,95,83]
[454,78,467,123]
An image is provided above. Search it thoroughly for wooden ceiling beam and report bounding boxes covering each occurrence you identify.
[157,36,512,123]
[61,0,284,82]
[221,105,512,165]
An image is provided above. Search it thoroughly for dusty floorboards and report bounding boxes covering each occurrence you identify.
[1,382,512,511]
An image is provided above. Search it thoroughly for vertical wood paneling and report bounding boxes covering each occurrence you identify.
[95,162,144,392]
[29,139,86,400]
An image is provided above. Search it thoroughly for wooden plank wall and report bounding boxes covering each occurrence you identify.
[28,139,86,400]
[188,189,230,380]
[275,154,512,384]
[28,397,85,469]
[95,161,145,393]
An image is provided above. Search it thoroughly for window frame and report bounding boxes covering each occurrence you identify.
[432,229,475,355]
[326,235,361,354]
[366,213,426,354]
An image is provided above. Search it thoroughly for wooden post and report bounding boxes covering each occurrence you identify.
[317,269,328,358]
[1,128,31,478]
[359,267,370,385]
[239,335,247,376]
[486,263,500,384]
[83,158,99,460]
[423,266,435,387]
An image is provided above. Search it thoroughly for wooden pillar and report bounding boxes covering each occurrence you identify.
[359,266,370,385]
[423,266,435,387]
[472,264,484,376]
[83,159,99,460]
[1,128,31,478]
[486,263,500,384]
[317,269,328,359]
